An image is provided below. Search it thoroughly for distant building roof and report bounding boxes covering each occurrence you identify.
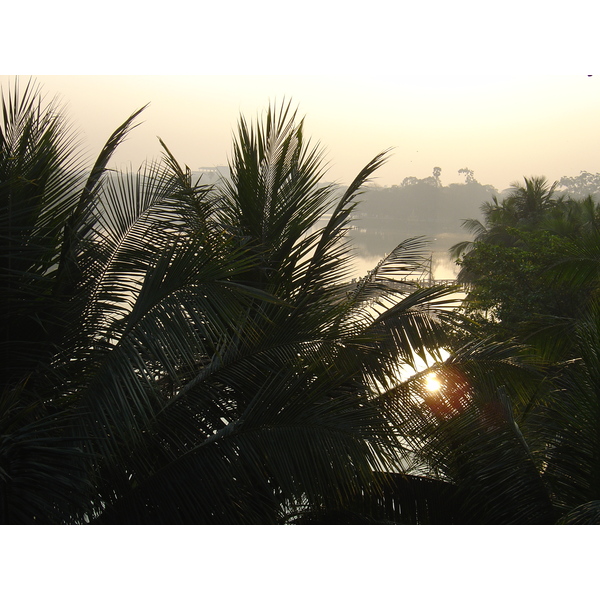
[195,166,231,182]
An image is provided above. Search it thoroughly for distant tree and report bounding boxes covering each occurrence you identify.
[401,175,420,187]
[401,167,442,187]
[558,171,600,198]
[458,167,476,184]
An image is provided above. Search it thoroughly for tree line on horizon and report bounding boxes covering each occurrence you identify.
[1,78,599,524]
[349,166,600,262]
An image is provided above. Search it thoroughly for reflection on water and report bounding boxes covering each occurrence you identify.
[348,228,463,395]
[352,229,465,279]
[310,211,465,281]
[431,252,460,280]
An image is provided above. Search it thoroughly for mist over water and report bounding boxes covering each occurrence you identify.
[345,169,600,282]
[349,231,460,281]
[344,180,488,280]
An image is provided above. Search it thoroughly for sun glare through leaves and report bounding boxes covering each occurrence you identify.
[425,372,442,393]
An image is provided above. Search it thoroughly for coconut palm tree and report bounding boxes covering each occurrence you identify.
[449,176,563,271]
[430,297,600,524]
[8,79,599,525]
[2,82,462,524]
[431,185,600,524]
[7,80,598,525]
[0,78,151,522]
[0,79,273,523]
[509,176,561,225]
[99,103,461,524]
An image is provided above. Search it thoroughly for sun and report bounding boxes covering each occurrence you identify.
[425,373,442,393]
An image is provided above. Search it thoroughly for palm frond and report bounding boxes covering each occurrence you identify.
[98,364,398,524]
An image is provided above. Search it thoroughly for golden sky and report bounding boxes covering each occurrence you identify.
[3,1,598,191]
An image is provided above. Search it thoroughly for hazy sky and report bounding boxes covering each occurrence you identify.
[4,1,598,191]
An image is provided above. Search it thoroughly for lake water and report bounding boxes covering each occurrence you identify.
[349,226,462,281]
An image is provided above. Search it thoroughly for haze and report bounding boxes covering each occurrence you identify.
[3,1,597,192]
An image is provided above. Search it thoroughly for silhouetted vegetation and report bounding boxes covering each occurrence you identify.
[449,177,600,522]
[349,171,496,258]
[2,78,599,524]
